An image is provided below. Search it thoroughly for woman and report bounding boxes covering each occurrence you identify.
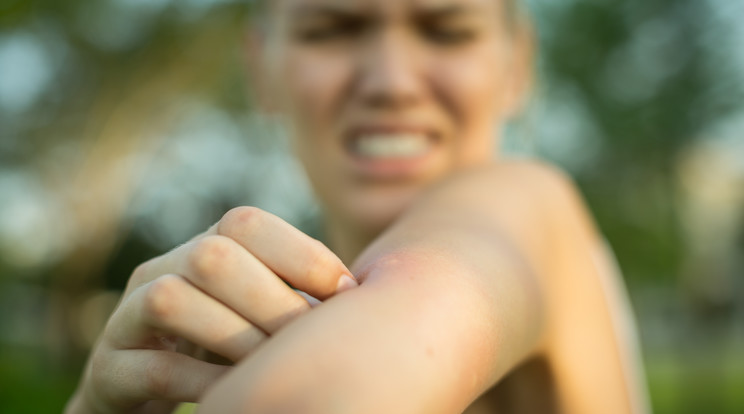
[66,0,650,412]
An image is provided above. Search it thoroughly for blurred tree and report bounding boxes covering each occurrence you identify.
[0,0,742,413]
[534,0,744,285]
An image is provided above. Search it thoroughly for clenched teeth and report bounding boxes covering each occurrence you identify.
[353,134,430,159]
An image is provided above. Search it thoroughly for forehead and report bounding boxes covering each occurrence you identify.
[274,0,500,16]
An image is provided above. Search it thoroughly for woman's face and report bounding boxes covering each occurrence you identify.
[261,0,528,233]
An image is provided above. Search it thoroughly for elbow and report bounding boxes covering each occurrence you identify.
[355,247,546,388]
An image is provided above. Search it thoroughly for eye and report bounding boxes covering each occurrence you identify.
[422,25,477,45]
[294,20,365,43]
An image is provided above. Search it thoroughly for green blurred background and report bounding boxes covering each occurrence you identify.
[0,0,742,412]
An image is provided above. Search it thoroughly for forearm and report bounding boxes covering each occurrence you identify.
[199,252,538,413]
[198,167,548,413]
[196,161,647,413]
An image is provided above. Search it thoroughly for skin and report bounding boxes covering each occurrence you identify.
[66,209,359,414]
[66,0,650,412]
[258,0,529,260]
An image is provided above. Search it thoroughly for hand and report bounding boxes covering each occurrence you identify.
[66,207,356,414]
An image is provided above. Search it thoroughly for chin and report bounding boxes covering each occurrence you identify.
[339,183,427,236]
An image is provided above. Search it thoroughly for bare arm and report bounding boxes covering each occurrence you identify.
[198,161,647,413]
[537,171,651,414]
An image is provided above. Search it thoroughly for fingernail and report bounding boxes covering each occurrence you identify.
[336,274,358,294]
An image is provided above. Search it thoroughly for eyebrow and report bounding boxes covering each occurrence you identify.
[415,4,483,19]
[287,2,485,20]
[289,4,367,20]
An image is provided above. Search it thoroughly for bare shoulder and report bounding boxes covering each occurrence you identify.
[432,158,598,243]
[485,159,598,234]
[440,158,585,206]
[406,158,601,273]
[490,158,584,203]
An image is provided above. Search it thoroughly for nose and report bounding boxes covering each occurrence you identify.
[355,30,425,110]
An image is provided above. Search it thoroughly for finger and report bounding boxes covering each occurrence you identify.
[216,206,357,299]
[109,274,267,362]
[95,348,230,405]
[129,237,314,333]
[122,222,220,296]
[295,290,322,308]
[128,207,357,300]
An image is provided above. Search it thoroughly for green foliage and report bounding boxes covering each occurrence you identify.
[1,0,742,412]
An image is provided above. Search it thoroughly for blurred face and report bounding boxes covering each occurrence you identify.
[260,0,528,234]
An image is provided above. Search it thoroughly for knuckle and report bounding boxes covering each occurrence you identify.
[89,350,110,385]
[129,258,155,286]
[143,355,174,398]
[142,275,183,322]
[218,206,266,238]
[187,235,237,277]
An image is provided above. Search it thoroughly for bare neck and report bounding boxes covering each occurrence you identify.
[324,217,381,269]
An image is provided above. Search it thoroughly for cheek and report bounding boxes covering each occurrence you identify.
[438,49,509,126]
[433,47,512,163]
[281,51,352,132]
[276,50,355,208]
